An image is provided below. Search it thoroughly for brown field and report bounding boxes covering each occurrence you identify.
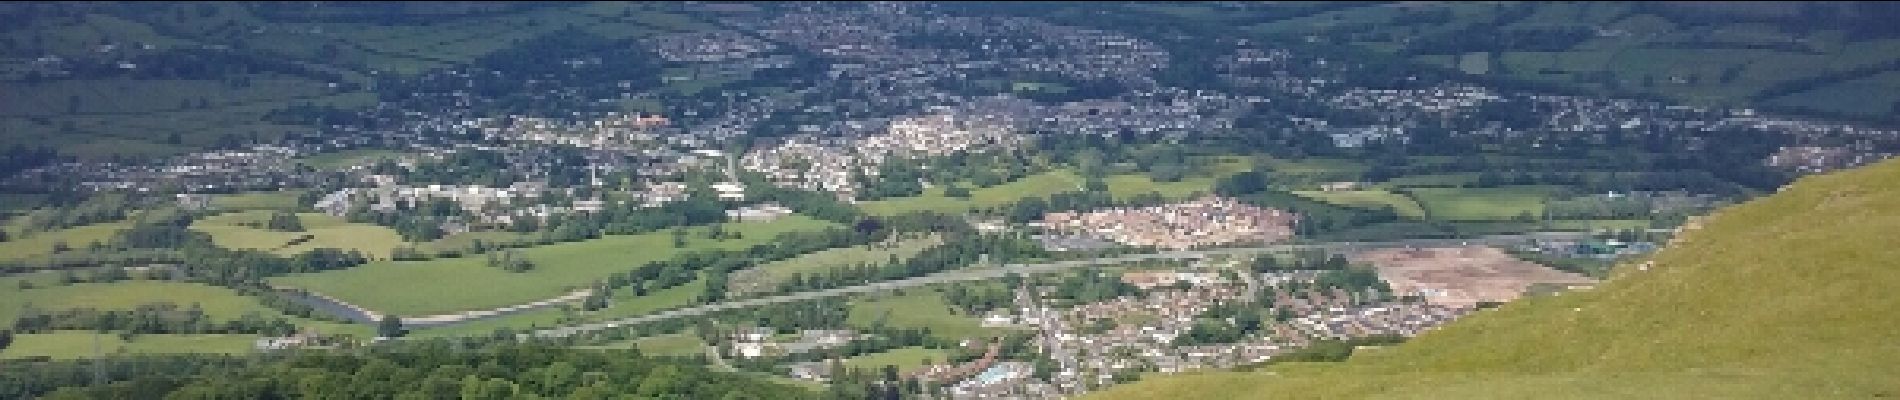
[1351,246,1596,307]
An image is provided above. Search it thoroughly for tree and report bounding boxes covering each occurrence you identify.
[378,315,405,338]
[266,212,305,232]
[943,184,971,198]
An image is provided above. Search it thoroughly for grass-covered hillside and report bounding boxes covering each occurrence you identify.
[1088,157,1900,399]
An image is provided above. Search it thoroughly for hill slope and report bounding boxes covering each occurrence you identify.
[1090,158,1900,399]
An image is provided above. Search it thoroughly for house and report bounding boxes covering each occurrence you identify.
[711,181,747,201]
[176,193,213,210]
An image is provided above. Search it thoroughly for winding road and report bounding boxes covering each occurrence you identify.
[521,231,1596,339]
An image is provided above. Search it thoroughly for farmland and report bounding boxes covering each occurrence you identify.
[0,221,133,263]
[268,215,835,316]
[843,346,955,374]
[859,170,1083,216]
[1404,186,1559,221]
[846,290,999,340]
[190,211,404,258]
[728,234,944,296]
[0,332,258,360]
[1291,190,1428,219]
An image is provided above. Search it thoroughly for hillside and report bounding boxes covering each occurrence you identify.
[1089,158,1900,399]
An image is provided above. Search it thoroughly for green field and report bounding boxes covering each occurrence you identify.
[0,281,279,324]
[846,290,999,340]
[209,191,306,211]
[0,332,258,360]
[1090,157,1900,400]
[269,216,835,316]
[411,276,708,337]
[415,230,545,254]
[623,333,710,357]
[298,149,410,170]
[860,157,1247,216]
[1542,219,1654,232]
[1767,71,1900,118]
[191,211,404,259]
[729,234,943,296]
[0,220,134,263]
[1291,190,1428,218]
[0,280,371,337]
[1405,186,1558,221]
[1377,173,1481,188]
[407,308,570,339]
[859,170,1083,216]
[843,346,953,374]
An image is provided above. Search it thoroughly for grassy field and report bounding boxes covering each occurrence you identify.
[1374,172,1482,188]
[415,230,544,255]
[860,157,1247,216]
[1767,71,1900,118]
[0,220,134,263]
[209,191,306,211]
[1291,190,1427,219]
[191,211,404,259]
[628,333,710,357]
[1542,219,1654,232]
[298,149,410,170]
[859,170,1083,216]
[846,290,998,340]
[1089,157,1900,399]
[0,279,370,337]
[843,346,954,374]
[0,281,283,324]
[0,332,257,360]
[407,308,570,339]
[269,216,835,316]
[729,234,943,296]
[1405,186,1558,221]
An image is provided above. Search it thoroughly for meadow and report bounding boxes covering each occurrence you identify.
[209,191,306,211]
[728,234,943,296]
[0,332,257,360]
[843,346,955,374]
[269,215,835,316]
[1403,186,1558,221]
[191,211,404,259]
[846,290,998,340]
[1290,190,1428,219]
[0,220,133,263]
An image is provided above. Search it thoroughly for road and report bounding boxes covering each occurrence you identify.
[522,231,1593,339]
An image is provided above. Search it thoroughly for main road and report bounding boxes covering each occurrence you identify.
[522,231,1596,339]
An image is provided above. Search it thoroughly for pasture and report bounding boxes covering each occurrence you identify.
[190,211,404,258]
[859,170,1083,216]
[268,216,835,316]
[1291,190,1428,218]
[0,332,257,360]
[629,333,710,357]
[210,191,306,211]
[844,346,954,374]
[1404,186,1558,221]
[0,220,134,263]
[846,290,998,340]
[0,281,283,324]
[727,234,943,296]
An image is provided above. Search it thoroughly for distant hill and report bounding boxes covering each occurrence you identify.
[1089,157,1900,399]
